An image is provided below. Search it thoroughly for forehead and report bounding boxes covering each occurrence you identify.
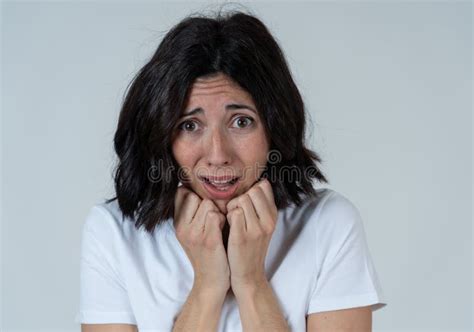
[188,73,254,102]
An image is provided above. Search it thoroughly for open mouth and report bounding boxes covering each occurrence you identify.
[199,175,241,199]
[201,176,239,188]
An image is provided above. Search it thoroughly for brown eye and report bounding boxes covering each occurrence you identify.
[232,116,254,129]
[178,120,198,132]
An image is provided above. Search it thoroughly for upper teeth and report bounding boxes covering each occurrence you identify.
[207,178,234,184]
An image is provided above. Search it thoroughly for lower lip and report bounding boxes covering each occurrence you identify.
[201,178,240,200]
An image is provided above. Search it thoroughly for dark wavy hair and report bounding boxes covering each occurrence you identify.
[106,8,329,234]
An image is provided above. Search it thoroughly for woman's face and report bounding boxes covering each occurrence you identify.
[171,72,270,214]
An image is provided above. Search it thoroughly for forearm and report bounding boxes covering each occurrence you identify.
[172,286,227,332]
[233,279,290,331]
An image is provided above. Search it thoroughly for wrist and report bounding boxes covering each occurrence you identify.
[231,275,268,298]
[192,280,229,300]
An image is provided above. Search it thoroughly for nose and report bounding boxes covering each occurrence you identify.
[204,127,232,166]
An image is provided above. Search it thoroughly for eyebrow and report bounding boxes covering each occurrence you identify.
[181,103,257,117]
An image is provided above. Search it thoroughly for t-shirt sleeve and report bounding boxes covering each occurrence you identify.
[74,205,137,325]
[307,191,387,314]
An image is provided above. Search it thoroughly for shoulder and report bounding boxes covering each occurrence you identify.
[81,199,145,250]
[289,188,364,236]
[83,199,125,233]
[304,190,368,263]
[290,188,359,218]
[316,189,363,227]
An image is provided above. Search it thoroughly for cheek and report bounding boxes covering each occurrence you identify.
[244,132,269,162]
[235,136,269,170]
[172,140,195,167]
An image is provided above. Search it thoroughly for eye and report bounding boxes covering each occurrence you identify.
[232,116,254,129]
[177,120,199,132]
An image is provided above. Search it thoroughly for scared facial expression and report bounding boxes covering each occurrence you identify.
[171,72,270,214]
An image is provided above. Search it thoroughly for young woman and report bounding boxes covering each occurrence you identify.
[76,9,387,332]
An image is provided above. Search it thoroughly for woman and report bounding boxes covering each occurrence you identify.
[76,9,387,332]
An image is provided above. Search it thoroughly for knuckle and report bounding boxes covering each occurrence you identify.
[259,183,271,194]
[200,198,214,211]
[202,199,215,210]
[188,232,203,246]
[206,210,220,221]
[226,198,236,209]
[262,223,275,235]
[238,195,248,205]
[252,228,264,239]
[176,227,191,243]
[228,208,241,219]
[187,192,201,203]
[260,179,271,188]
[248,186,260,197]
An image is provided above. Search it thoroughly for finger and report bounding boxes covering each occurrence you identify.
[227,207,245,234]
[237,193,260,233]
[247,186,274,230]
[257,178,275,206]
[174,187,192,228]
[205,211,226,236]
[174,186,191,216]
[192,199,219,231]
[225,177,274,213]
[226,195,239,212]
[178,192,201,227]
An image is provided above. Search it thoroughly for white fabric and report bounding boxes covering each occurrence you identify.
[75,188,387,331]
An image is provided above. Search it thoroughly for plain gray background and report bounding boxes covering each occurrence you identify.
[1,1,472,331]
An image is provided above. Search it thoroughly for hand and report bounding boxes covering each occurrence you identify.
[174,186,230,295]
[225,178,278,293]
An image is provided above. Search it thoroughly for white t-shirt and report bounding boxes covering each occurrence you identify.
[75,188,387,331]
